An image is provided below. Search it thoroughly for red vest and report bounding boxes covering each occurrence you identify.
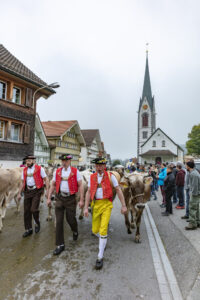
[55,167,78,195]
[23,165,44,190]
[90,171,113,202]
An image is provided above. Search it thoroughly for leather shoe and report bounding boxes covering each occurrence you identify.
[160,203,166,208]
[53,245,65,255]
[35,223,40,234]
[23,229,33,238]
[73,232,78,241]
[162,211,169,216]
[185,224,197,230]
[181,215,189,219]
[95,258,103,270]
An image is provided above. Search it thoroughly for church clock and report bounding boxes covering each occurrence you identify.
[143,104,148,110]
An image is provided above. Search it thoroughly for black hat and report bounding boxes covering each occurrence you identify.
[91,157,107,164]
[59,154,73,160]
[24,155,36,160]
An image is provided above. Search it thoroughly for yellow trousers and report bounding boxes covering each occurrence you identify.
[92,199,113,236]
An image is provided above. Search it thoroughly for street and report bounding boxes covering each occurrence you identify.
[0,192,200,300]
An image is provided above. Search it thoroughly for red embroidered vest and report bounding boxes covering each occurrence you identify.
[90,171,113,202]
[23,165,44,190]
[55,167,78,195]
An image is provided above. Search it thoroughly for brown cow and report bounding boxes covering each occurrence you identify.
[120,172,152,243]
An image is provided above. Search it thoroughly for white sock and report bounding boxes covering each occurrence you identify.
[98,236,107,260]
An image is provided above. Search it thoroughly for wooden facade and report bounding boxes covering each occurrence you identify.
[0,44,55,167]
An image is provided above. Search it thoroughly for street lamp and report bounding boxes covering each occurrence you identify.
[32,82,60,107]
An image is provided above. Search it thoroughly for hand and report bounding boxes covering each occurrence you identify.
[17,194,22,202]
[45,191,49,199]
[47,198,52,208]
[79,200,84,209]
[121,205,127,215]
[84,208,89,217]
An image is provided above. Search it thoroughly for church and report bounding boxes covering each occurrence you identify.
[137,51,184,165]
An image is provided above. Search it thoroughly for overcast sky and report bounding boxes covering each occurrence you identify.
[1,0,200,159]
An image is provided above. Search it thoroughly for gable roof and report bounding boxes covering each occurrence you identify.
[141,128,184,151]
[42,120,77,137]
[0,44,55,93]
[42,120,85,146]
[81,130,98,146]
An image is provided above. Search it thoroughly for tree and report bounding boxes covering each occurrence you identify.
[186,124,200,156]
[112,159,122,166]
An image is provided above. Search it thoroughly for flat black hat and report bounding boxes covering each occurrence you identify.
[59,154,73,160]
[24,155,36,160]
[91,157,107,164]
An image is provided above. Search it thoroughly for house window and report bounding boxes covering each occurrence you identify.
[10,123,20,142]
[162,140,166,147]
[142,113,148,127]
[57,140,61,146]
[142,131,148,139]
[0,81,6,99]
[153,140,156,147]
[13,87,21,104]
[0,121,5,139]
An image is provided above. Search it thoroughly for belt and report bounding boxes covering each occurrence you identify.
[27,185,36,190]
[60,192,71,197]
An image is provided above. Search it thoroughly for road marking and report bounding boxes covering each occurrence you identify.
[144,205,183,300]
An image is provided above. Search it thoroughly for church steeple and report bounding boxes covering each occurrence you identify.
[142,51,152,101]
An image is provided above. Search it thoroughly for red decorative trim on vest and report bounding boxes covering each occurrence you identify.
[90,171,113,202]
[55,166,78,195]
[23,165,44,190]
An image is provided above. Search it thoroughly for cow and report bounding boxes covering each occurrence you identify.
[120,172,152,243]
[0,168,23,232]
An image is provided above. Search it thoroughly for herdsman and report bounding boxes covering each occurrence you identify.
[17,155,49,237]
[84,158,127,270]
[47,154,84,255]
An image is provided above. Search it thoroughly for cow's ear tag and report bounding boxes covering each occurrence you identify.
[120,182,129,188]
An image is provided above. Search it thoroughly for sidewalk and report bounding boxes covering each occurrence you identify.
[149,191,200,300]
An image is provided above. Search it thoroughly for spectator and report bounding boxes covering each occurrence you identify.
[171,162,178,203]
[162,165,175,216]
[175,163,185,209]
[157,163,167,207]
[185,161,200,230]
[181,165,191,219]
[149,166,157,200]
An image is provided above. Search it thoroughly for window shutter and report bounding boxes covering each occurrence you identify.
[24,124,30,144]
[25,88,33,107]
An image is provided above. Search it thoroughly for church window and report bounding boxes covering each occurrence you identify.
[152,140,156,147]
[142,113,148,127]
[142,131,148,139]
[162,140,166,147]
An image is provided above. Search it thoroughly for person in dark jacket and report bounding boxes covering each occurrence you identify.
[149,166,157,200]
[162,166,176,216]
[171,163,178,203]
[176,163,185,209]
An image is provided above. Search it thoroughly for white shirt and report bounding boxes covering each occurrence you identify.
[88,173,118,199]
[53,166,82,193]
[21,165,46,186]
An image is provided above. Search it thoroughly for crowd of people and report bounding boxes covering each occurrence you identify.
[131,161,200,230]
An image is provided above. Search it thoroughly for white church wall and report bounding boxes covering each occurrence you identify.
[141,129,177,155]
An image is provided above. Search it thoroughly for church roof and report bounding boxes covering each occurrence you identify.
[141,128,184,151]
[139,52,154,111]
[140,150,178,157]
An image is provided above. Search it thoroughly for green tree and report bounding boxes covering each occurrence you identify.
[186,124,200,156]
[112,159,122,166]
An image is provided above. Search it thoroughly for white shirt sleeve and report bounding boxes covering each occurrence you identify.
[77,170,82,182]
[21,171,24,180]
[40,167,47,178]
[88,175,91,188]
[111,174,119,187]
[53,170,56,182]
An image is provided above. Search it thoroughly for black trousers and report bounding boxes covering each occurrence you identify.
[24,188,43,230]
[165,191,173,214]
[55,194,77,246]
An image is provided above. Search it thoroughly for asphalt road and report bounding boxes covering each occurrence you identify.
[0,193,200,300]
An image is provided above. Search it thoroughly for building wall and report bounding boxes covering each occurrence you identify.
[34,131,50,166]
[141,155,177,164]
[80,138,100,168]
[48,128,81,167]
[141,129,177,155]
